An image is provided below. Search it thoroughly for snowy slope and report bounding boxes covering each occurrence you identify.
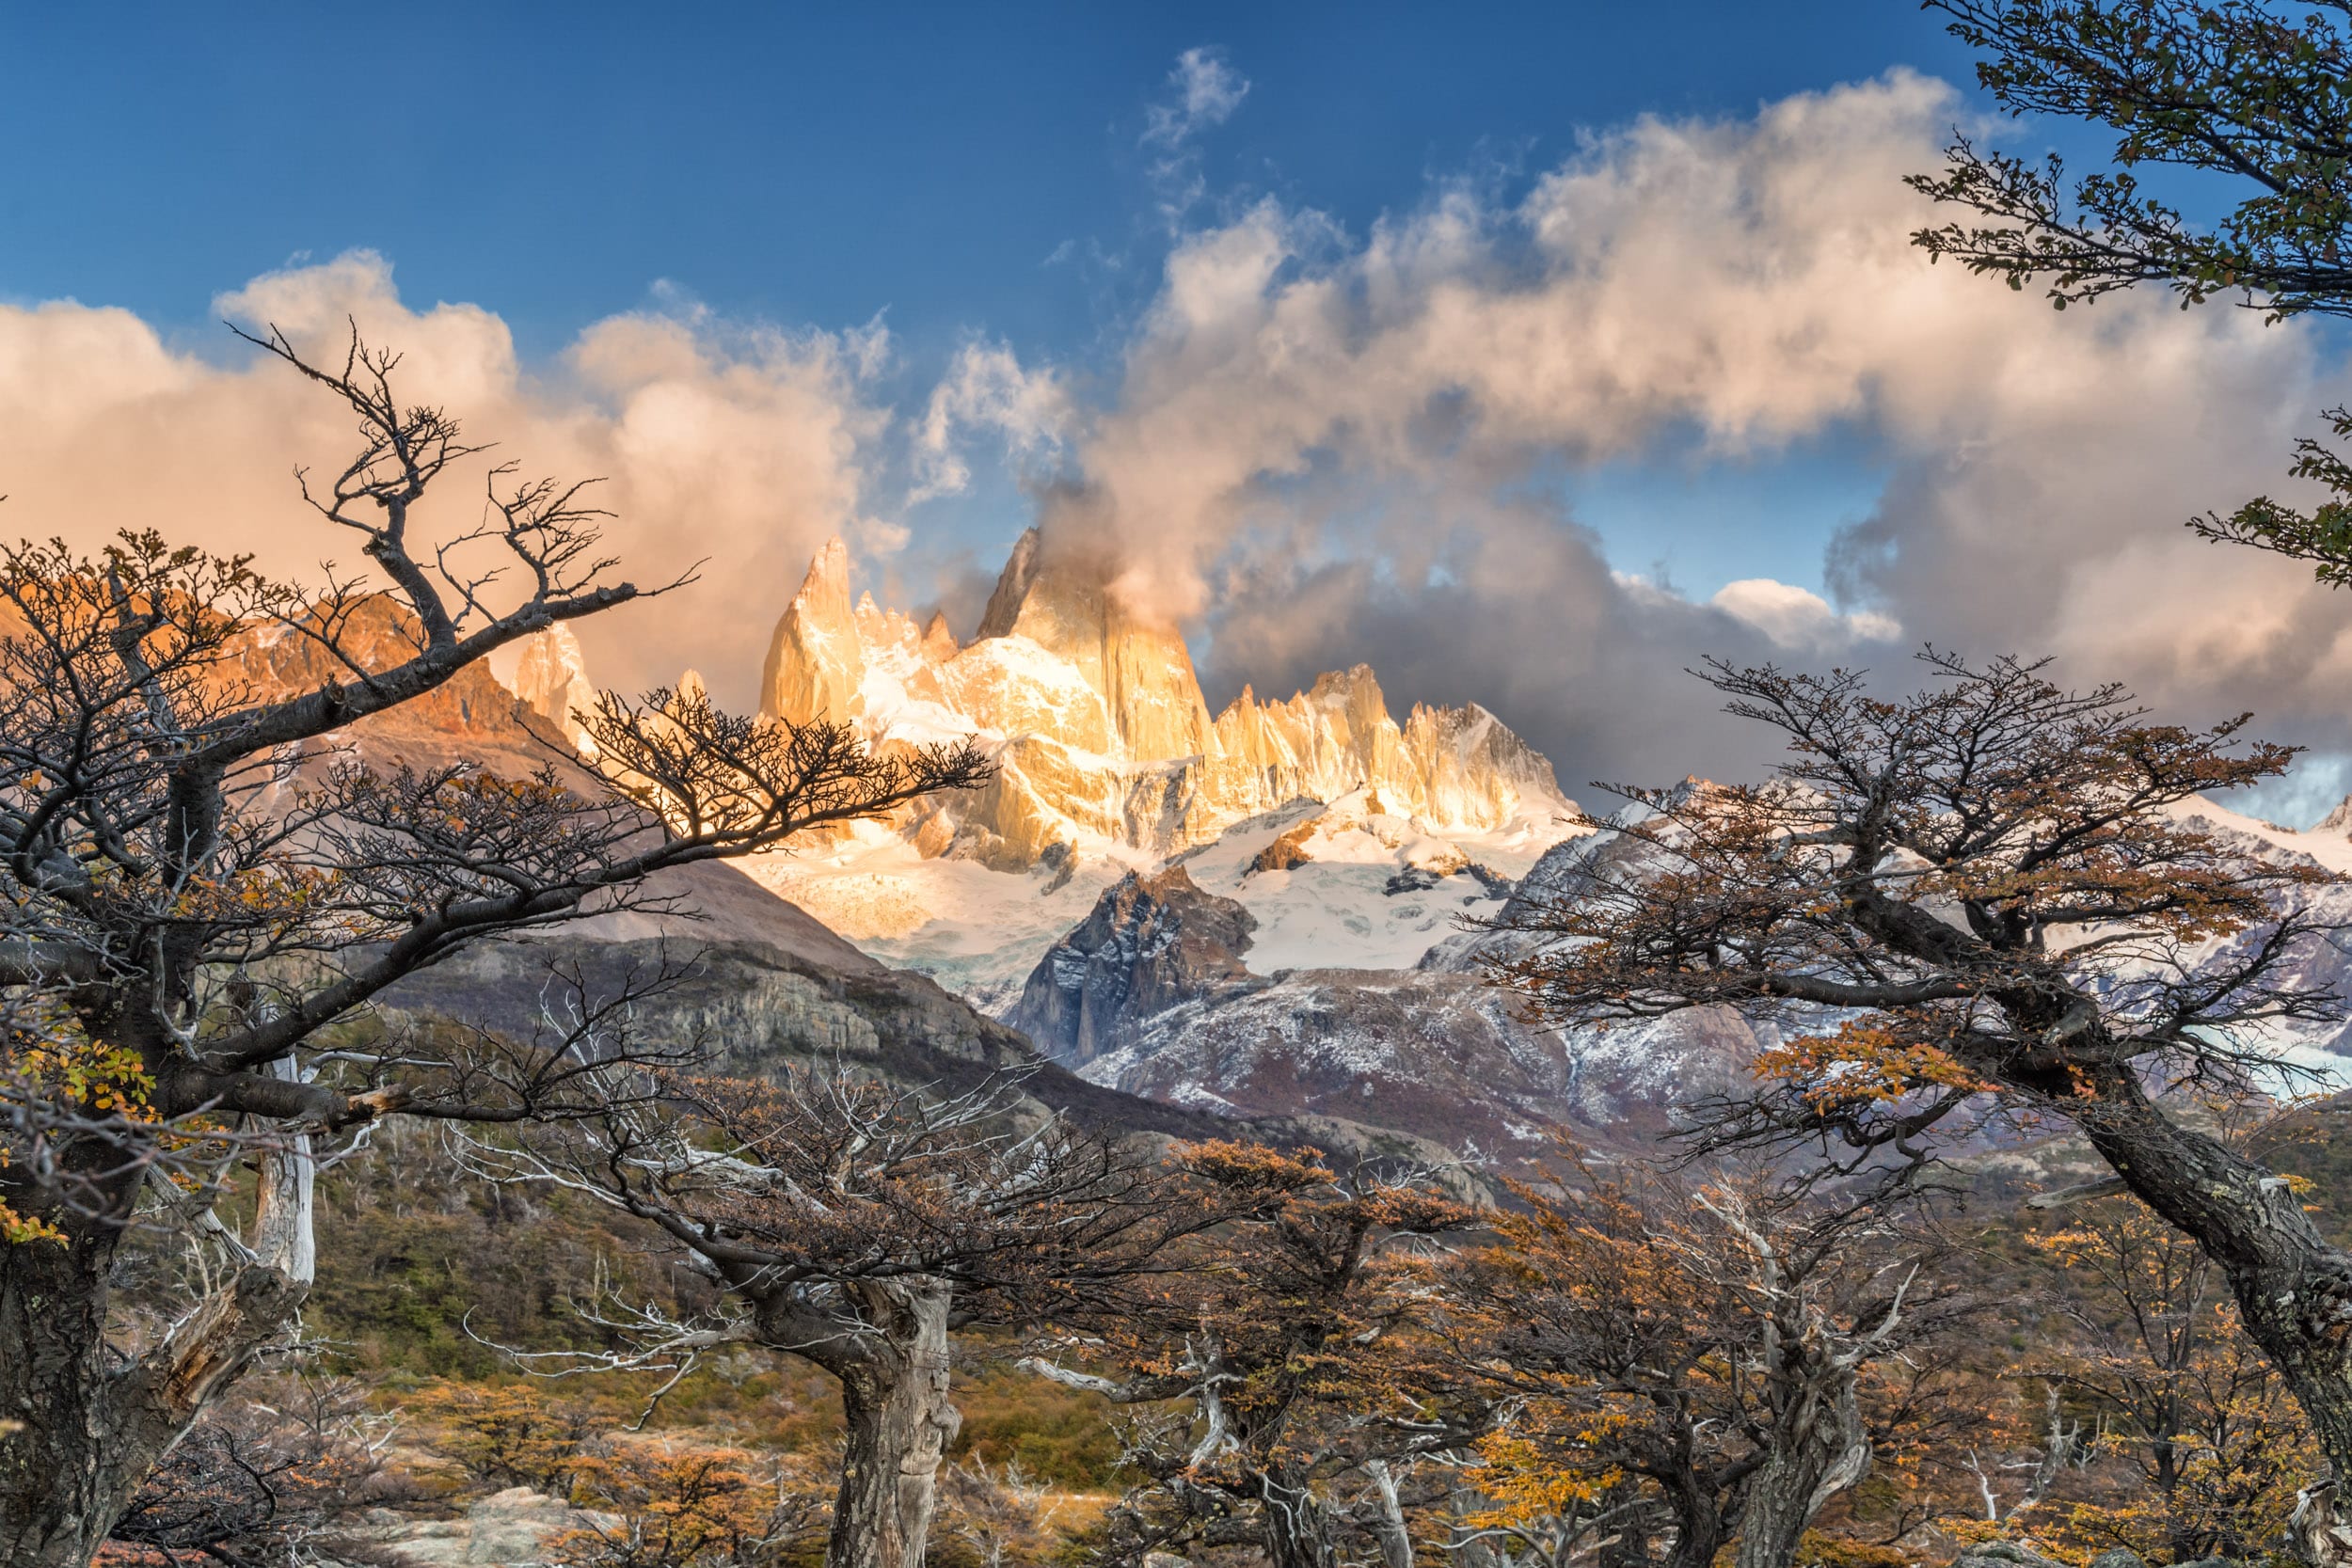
[738,788,1585,1014]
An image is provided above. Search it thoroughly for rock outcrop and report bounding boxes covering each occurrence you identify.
[1011,866,1263,1065]
[761,537,866,728]
[2318,792,2352,835]
[226,594,528,752]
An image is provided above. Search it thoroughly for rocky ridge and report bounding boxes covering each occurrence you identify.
[755,528,1574,873]
[478,539,1673,1147]
[1003,784,2352,1149]
[504,621,599,754]
[225,590,2352,1158]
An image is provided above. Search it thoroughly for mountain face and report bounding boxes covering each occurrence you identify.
[195,582,2352,1164]
[507,622,599,754]
[1011,866,1261,1066]
[707,529,1587,1045]
[1000,784,2352,1153]
[755,528,1574,876]
[227,595,531,762]
[192,594,1255,1146]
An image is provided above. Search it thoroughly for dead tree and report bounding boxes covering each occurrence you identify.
[464,1066,1247,1568]
[0,325,988,1568]
[1491,650,2352,1561]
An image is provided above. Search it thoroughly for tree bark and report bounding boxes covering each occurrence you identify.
[246,1057,319,1287]
[0,1222,304,1568]
[0,1218,125,1568]
[1364,1460,1414,1568]
[1256,1465,1339,1568]
[1734,1374,1870,1568]
[823,1278,961,1568]
[1664,1507,1726,1568]
[1597,1491,1656,1568]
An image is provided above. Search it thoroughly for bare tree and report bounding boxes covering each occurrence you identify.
[1489,650,2352,1560]
[103,1369,405,1566]
[1958,1386,2084,1533]
[0,325,989,1567]
[463,1066,1247,1568]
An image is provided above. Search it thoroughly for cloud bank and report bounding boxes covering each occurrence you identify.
[5,66,2348,812]
[0,254,887,708]
[1033,68,2347,797]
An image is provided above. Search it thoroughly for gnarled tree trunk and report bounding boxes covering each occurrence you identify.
[2066,1065,2352,1567]
[0,1216,128,1568]
[1662,1482,1730,1568]
[1734,1374,1870,1568]
[0,1109,315,1568]
[0,1228,304,1568]
[1363,1459,1413,1568]
[821,1277,961,1568]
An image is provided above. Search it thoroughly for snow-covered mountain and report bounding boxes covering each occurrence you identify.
[1001,832,1757,1151]
[708,531,1585,1007]
[482,557,2352,1152]
[759,530,1570,864]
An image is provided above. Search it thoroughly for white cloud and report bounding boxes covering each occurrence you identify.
[15,70,2352,796]
[1143,47,1252,229]
[1144,47,1250,150]
[853,517,913,558]
[0,250,888,711]
[1711,578,1900,651]
[1038,70,2350,784]
[908,339,1071,505]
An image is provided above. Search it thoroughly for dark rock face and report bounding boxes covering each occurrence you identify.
[1008,846,1756,1156]
[1248,818,1319,875]
[1008,866,1263,1065]
[1383,866,1443,895]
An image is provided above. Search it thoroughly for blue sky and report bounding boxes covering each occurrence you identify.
[8,6,2351,816]
[2,5,1977,365]
[0,4,1978,630]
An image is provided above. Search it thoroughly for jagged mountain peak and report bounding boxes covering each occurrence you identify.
[919,610,958,661]
[804,535,852,595]
[975,525,1043,642]
[761,536,865,728]
[749,534,1578,892]
[961,526,1216,760]
[1309,662,1385,705]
